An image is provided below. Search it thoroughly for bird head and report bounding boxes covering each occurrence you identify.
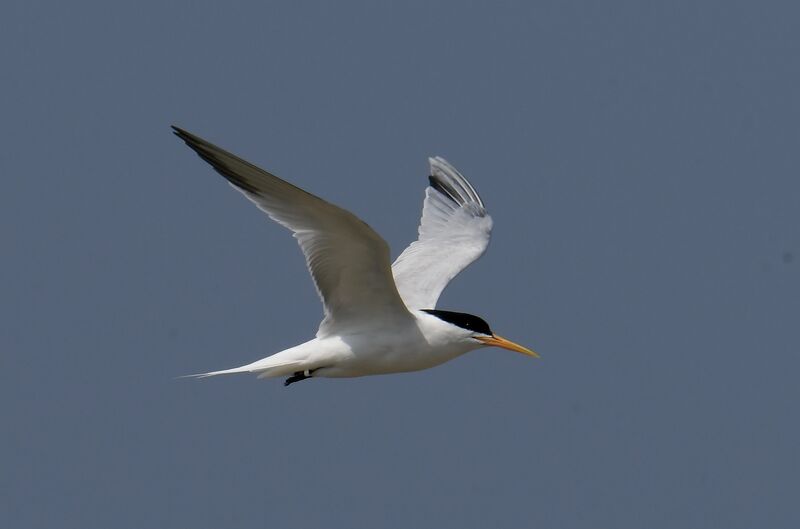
[421,309,539,358]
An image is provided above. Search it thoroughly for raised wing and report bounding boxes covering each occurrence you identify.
[392,157,493,309]
[172,127,412,336]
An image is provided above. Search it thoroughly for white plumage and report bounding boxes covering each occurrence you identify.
[173,127,537,386]
[392,156,493,310]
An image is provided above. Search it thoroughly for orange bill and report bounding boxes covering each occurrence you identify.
[476,334,539,358]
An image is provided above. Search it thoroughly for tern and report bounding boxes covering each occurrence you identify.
[173,126,537,386]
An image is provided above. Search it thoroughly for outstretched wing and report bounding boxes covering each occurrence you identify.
[392,157,493,309]
[172,126,412,336]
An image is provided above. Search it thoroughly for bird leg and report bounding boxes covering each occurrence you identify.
[284,369,314,386]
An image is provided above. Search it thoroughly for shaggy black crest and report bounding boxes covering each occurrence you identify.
[422,310,492,335]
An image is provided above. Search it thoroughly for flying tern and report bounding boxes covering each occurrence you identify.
[173,126,537,386]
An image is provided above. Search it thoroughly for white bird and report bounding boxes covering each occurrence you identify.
[173,126,537,386]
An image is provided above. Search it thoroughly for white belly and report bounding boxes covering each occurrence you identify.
[311,320,478,378]
[256,310,481,379]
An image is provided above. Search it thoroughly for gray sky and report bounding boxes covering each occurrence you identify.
[2,1,799,528]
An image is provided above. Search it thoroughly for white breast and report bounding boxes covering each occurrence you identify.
[309,311,479,378]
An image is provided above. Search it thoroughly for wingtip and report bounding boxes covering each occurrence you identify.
[427,156,451,185]
[426,155,484,208]
[171,125,192,140]
[428,155,450,170]
[171,126,210,155]
[428,157,462,183]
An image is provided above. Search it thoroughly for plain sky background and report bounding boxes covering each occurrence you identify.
[2,1,798,528]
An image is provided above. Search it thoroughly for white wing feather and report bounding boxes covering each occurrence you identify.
[173,127,413,336]
[392,157,493,309]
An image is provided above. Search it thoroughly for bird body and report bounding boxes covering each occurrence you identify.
[172,126,537,385]
[199,310,480,380]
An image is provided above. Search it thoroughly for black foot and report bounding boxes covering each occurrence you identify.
[284,370,313,386]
